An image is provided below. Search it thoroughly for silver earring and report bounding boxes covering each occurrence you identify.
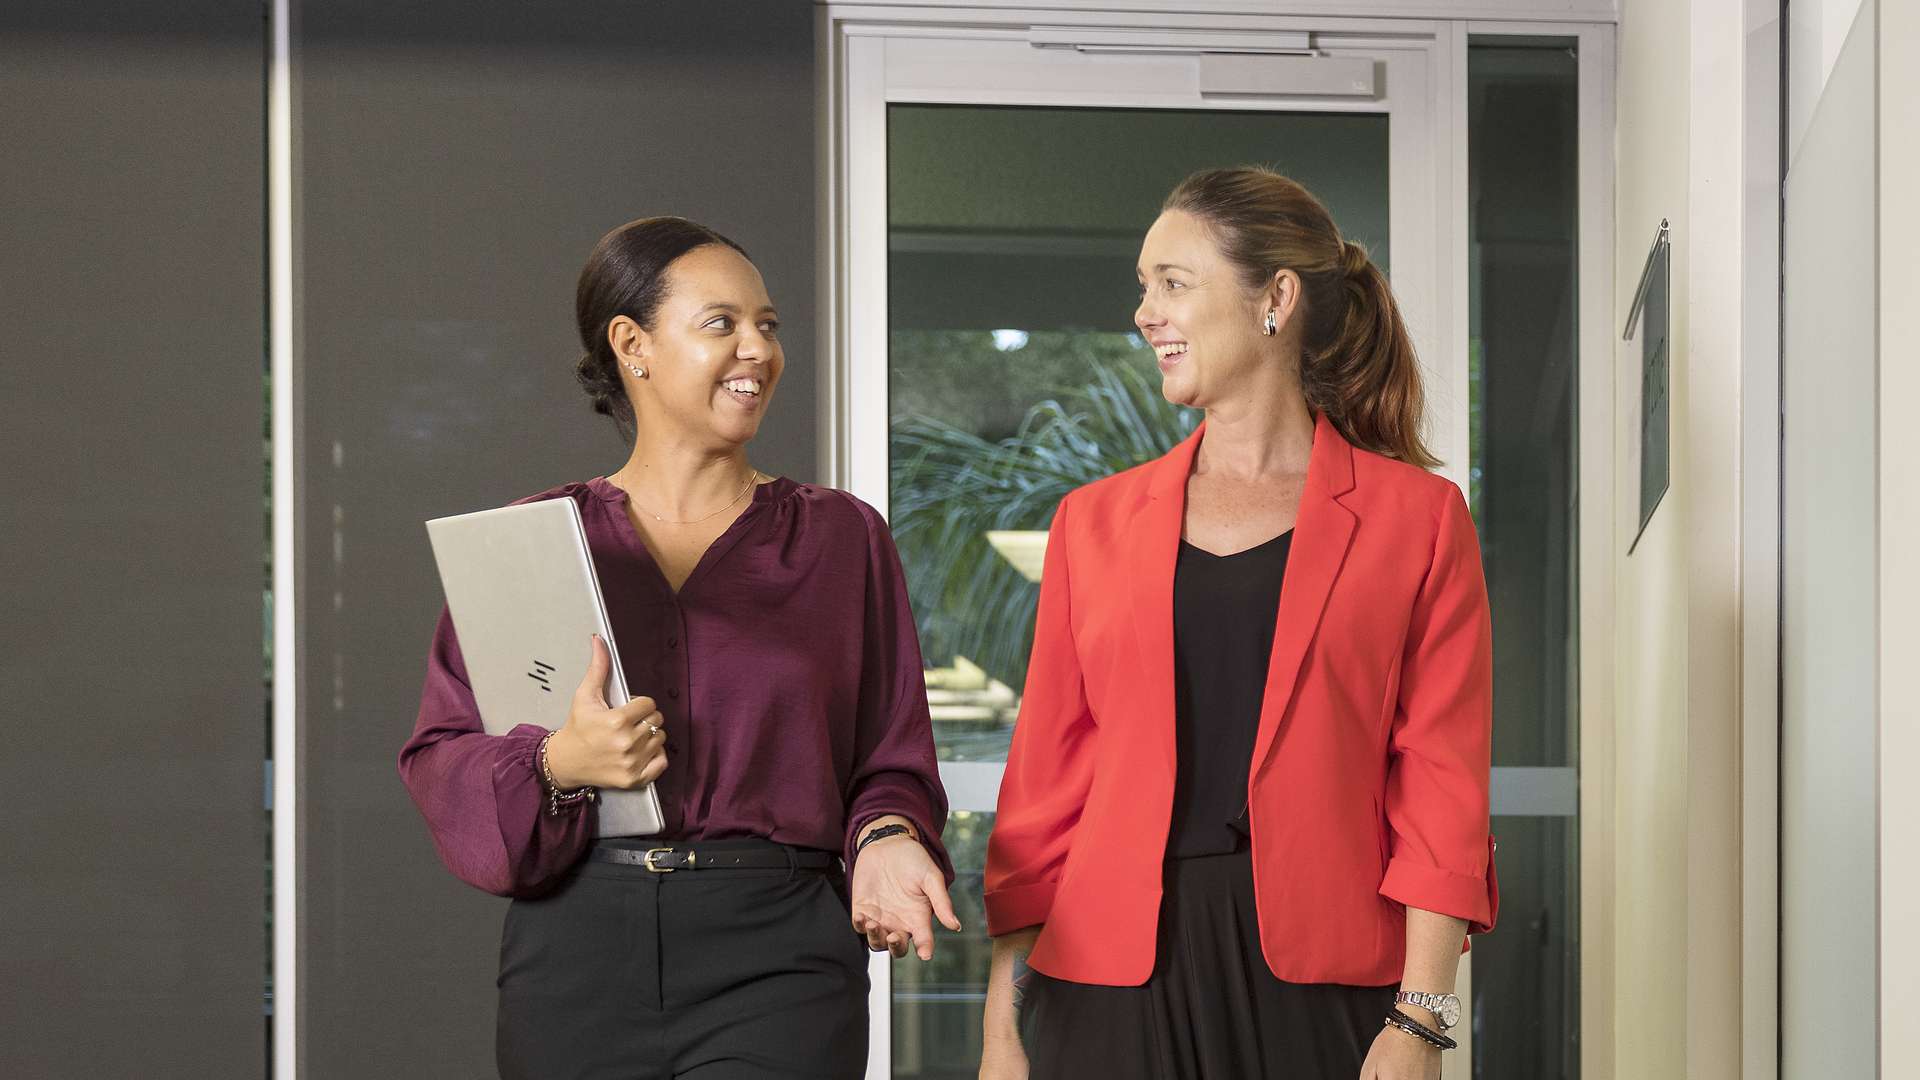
[1263,309,1278,336]
[625,361,646,378]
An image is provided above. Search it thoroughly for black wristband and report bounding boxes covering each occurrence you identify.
[1383,1008,1457,1050]
[856,822,913,855]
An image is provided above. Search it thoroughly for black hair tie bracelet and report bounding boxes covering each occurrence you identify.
[1383,1008,1458,1051]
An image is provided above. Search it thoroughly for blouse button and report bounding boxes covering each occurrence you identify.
[667,687,680,699]
[667,636,678,649]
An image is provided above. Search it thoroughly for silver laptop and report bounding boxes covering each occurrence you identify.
[425,498,665,837]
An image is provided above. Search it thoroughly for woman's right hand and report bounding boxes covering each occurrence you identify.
[542,634,668,791]
[979,926,1041,1079]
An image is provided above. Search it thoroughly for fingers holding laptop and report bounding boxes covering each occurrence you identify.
[575,632,620,711]
[543,634,669,790]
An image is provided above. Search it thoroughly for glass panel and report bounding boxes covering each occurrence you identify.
[886,101,1389,1075]
[891,327,1182,767]
[1476,813,1580,1078]
[890,811,995,1078]
[1467,37,1581,1079]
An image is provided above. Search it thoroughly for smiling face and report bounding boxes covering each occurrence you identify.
[1134,209,1299,411]
[611,243,784,449]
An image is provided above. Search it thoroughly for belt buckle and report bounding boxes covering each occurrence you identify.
[642,847,692,873]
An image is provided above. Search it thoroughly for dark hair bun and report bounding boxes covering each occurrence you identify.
[575,350,622,419]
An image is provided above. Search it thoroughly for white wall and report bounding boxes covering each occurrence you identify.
[1684,1,1754,1077]
[1614,1,1772,1077]
[1880,2,1918,1076]
[1496,2,1908,1075]
[1612,2,1693,1073]
[1779,1,1879,1076]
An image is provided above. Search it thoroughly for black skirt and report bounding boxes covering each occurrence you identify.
[1019,848,1397,1079]
[495,838,869,1080]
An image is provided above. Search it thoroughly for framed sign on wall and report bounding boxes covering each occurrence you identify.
[1625,217,1671,553]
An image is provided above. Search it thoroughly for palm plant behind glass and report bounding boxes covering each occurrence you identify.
[889,358,1197,692]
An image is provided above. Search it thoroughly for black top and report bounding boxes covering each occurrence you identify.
[1167,529,1293,858]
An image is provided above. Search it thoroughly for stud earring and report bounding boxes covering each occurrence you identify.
[625,361,646,378]
[1263,309,1278,336]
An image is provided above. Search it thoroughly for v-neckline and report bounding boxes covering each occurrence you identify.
[587,475,788,599]
[1179,527,1295,561]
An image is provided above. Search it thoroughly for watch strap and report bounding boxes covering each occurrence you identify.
[1395,990,1460,1030]
[856,822,913,855]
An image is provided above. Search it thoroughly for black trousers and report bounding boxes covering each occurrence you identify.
[1019,848,1398,1080]
[496,839,869,1080]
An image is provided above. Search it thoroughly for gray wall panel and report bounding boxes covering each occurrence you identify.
[0,4,267,1077]
[293,3,816,1073]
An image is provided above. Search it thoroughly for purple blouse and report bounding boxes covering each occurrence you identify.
[398,475,954,898]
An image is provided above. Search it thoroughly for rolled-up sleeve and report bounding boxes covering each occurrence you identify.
[842,502,955,883]
[1378,483,1500,935]
[397,605,595,898]
[982,494,1099,936]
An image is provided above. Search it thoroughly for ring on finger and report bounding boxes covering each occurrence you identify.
[642,721,663,737]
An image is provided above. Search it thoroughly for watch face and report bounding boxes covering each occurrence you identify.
[1439,997,1461,1029]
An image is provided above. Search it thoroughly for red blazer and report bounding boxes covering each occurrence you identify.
[983,412,1498,987]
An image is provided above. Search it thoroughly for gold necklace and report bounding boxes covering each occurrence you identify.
[620,468,761,526]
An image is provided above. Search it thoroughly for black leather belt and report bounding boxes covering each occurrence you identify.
[587,842,837,874]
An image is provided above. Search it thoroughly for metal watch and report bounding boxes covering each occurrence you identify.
[1395,991,1461,1031]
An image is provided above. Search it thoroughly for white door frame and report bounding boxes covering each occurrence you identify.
[816,7,1617,1078]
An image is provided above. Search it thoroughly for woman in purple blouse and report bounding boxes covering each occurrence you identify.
[399,217,958,1079]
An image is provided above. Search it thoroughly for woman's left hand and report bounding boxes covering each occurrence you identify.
[849,827,961,961]
[1358,1024,1442,1080]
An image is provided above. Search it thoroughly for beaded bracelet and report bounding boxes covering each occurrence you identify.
[1383,1008,1458,1051]
[538,729,597,817]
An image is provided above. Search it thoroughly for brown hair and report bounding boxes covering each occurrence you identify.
[1162,166,1437,469]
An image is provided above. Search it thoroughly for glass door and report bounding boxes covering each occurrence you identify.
[831,24,1453,1079]
[886,99,1397,1080]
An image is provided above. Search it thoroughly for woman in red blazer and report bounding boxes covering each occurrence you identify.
[979,168,1498,1080]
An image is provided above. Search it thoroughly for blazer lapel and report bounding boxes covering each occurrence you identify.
[1129,422,1205,784]
[1248,411,1358,779]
